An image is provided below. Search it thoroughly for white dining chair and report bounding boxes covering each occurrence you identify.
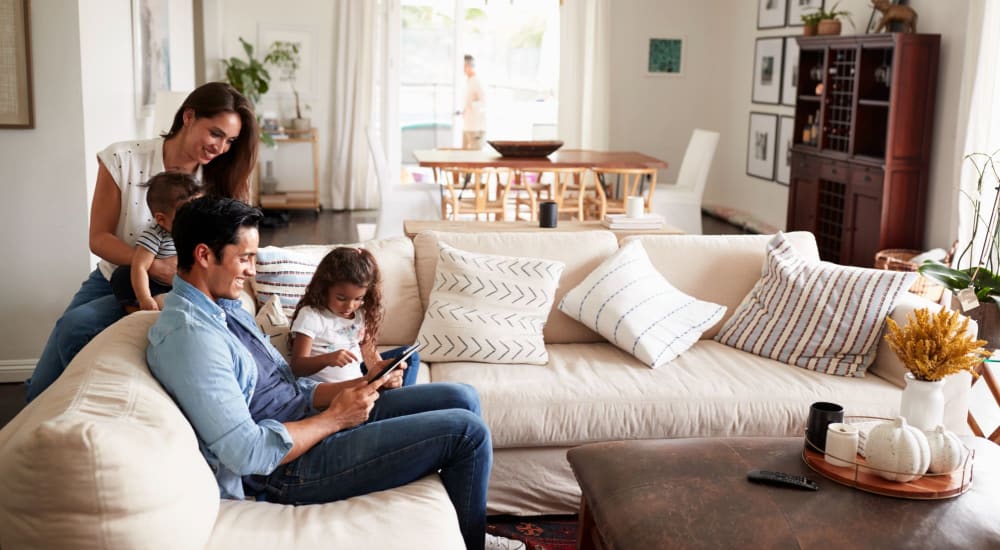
[650,128,720,234]
[365,127,440,239]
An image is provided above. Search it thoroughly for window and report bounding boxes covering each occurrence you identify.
[399,0,559,179]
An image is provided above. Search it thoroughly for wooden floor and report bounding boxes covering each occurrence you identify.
[0,210,743,429]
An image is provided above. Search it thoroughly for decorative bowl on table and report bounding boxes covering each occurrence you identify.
[487,140,564,158]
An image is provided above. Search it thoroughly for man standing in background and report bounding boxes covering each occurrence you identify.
[462,54,486,150]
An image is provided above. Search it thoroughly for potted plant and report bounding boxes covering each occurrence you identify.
[221,37,274,147]
[264,41,310,132]
[920,151,1000,346]
[884,307,987,429]
[802,2,854,36]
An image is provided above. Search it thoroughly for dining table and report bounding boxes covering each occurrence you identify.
[411,148,668,171]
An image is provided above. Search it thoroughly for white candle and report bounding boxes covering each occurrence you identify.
[626,196,645,218]
[824,422,859,468]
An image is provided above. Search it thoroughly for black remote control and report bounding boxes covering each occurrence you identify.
[746,469,819,491]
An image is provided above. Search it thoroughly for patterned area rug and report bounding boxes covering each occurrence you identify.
[487,515,577,550]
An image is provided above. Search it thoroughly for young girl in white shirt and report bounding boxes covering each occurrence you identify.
[289,247,419,385]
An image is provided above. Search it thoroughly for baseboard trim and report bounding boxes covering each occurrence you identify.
[0,360,33,384]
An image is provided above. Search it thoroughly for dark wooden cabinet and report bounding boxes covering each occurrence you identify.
[786,33,939,266]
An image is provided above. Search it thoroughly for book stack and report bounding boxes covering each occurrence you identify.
[601,213,665,230]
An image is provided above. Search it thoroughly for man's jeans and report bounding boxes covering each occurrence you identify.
[260,382,492,550]
[26,269,126,402]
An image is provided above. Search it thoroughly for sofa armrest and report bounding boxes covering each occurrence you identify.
[870,292,976,434]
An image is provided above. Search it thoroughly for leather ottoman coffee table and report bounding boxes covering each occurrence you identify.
[567,437,999,549]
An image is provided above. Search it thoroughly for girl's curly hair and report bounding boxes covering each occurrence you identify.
[291,247,383,349]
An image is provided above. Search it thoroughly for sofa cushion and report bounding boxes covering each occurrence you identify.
[417,242,565,364]
[0,313,219,550]
[207,476,464,550]
[430,340,904,448]
[256,294,292,360]
[627,231,820,339]
[413,230,620,344]
[715,232,915,377]
[252,237,423,346]
[557,240,725,368]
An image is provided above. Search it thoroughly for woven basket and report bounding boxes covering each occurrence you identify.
[874,248,949,302]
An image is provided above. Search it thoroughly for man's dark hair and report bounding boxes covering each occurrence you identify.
[464,54,474,67]
[172,196,262,272]
[143,171,202,214]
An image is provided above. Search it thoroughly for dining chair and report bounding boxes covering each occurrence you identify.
[512,167,591,221]
[439,166,514,221]
[650,128,720,234]
[588,167,659,220]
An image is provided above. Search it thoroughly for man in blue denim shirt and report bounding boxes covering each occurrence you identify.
[147,197,492,549]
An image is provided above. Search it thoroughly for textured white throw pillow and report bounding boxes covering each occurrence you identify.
[557,240,726,368]
[715,232,916,377]
[417,243,565,364]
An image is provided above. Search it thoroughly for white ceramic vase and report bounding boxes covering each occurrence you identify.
[899,372,945,431]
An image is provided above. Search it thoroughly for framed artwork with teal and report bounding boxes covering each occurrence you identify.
[647,38,684,76]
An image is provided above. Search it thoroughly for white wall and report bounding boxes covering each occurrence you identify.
[0,1,90,369]
[616,0,972,251]
[201,0,335,207]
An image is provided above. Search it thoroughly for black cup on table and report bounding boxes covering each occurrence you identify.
[539,201,558,228]
[804,401,844,452]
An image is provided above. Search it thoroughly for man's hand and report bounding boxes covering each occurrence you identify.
[322,349,358,367]
[321,378,381,430]
[365,357,407,390]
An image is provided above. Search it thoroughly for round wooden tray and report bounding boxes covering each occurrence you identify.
[801,420,975,500]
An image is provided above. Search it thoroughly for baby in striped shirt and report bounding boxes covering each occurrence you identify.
[111,171,202,312]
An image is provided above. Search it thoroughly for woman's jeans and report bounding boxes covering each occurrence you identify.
[26,269,126,402]
[260,382,492,550]
[366,344,421,387]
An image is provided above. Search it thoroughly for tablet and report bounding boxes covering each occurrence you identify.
[368,343,420,384]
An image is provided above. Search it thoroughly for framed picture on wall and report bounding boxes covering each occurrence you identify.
[781,36,799,106]
[776,115,795,185]
[752,37,783,105]
[747,112,778,181]
[787,0,824,26]
[646,38,684,76]
[758,0,788,29]
[131,0,172,117]
[0,0,33,128]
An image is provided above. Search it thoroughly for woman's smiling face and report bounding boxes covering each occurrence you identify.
[182,109,242,165]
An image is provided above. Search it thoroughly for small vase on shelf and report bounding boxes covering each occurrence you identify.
[261,160,280,195]
[899,372,945,431]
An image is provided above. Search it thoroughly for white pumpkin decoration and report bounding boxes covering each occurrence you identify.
[923,426,964,473]
[865,417,930,482]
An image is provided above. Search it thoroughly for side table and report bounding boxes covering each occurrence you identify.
[567,437,999,549]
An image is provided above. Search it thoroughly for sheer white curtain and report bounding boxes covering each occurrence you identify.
[558,0,611,150]
[956,0,1000,267]
[328,1,380,210]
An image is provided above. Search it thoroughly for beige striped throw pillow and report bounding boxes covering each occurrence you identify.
[715,232,915,377]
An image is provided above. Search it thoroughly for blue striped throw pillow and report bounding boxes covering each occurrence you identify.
[715,232,916,377]
[557,240,726,368]
[253,246,320,318]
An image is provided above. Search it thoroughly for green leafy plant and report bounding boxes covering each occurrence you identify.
[264,41,307,120]
[920,151,1000,303]
[221,37,271,105]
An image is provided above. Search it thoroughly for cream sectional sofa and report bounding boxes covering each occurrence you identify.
[0,230,972,548]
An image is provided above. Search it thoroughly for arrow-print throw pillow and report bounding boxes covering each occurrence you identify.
[417,243,565,364]
[558,240,726,368]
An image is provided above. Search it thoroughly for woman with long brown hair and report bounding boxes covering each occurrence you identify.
[26,82,259,402]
